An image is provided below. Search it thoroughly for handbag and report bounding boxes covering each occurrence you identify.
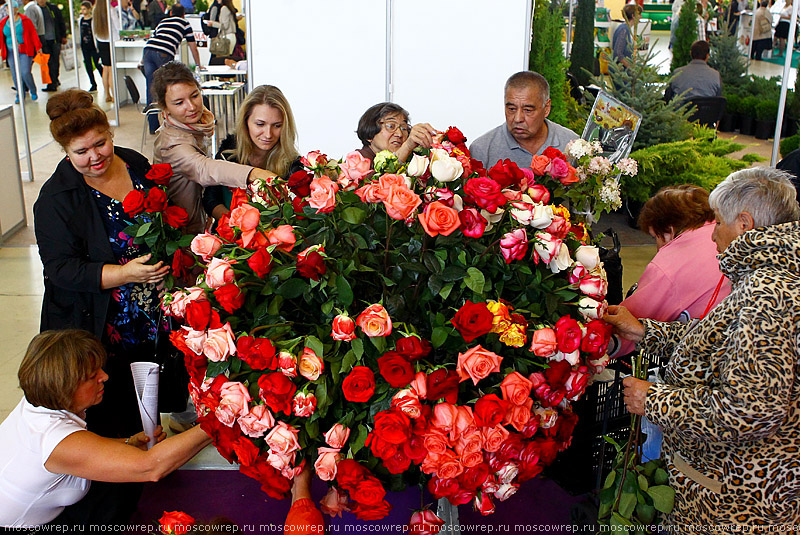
[598,227,624,306]
[209,34,231,56]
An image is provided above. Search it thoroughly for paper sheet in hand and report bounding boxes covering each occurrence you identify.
[131,362,159,450]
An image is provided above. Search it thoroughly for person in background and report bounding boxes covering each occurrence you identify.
[0,1,9,22]
[0,330,212,528]
[0,0,41,103]
[92,0,119,102]
[725,0,741,36]
[37,0,65,92]
[142,3,202,134]
[670,0,685,47]
[179,0,195,14]
[613,3,642,67]
[665,40,722,101]
[612,185,730,358]
[205,0,237,58]
[152,61,277,233]
[22,0,41,37]
[204,85,303,222]
[775,0,792,55]
[469,71,578,169]
[120,0,140,30]
[752,0,773,60]
[146,0,168,28]
[78,1,101,92]
[355,102,436,166]
[605,167,800,525]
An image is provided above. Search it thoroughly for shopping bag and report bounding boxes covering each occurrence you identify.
[33,52,51,84]
[61,42,75,71]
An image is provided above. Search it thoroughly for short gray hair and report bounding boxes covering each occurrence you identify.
[708,167,800,227]
[505,71,550,105]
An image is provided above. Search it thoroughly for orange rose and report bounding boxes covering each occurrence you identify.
[456,345,503,385]
[460,449,485,469]
[418,201,461,237]
[503,398,533,432]
[435,450,465,480]
[486,300,512,334]
[482,424,510,452]
[355,182,384,203]
[423,429,450,455]
[356,304,392,337]
[530,154,551,176]
[529,328,558,357]
[500,371,533,406]
[308,176,339,214]
[228,203,261,232]
[382,184,422,221]
[267,225,296,252]
[377,173,408,194]
[431,402,458,432]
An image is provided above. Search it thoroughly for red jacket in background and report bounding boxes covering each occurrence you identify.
[0,14,41,59]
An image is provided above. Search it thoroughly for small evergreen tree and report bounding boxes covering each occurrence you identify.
[594,44,694,151]
[531,0,570,125]
[570,0,596,87]
[708,33,748,89]
[671,0,698,72]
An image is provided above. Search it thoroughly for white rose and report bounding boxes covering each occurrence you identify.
[578,296,607,320]
[575,245,601,271]
[530,203,554,229]
[407,154,430,177]
[430,156,463,182]
[481,208,505,232]
[494,483,519,502]
[429,148,450,162]
[495,463,520,485]
[549,243,573,274]
[533,231,561,264]
[452,194,464,211]
[509,202,534,225]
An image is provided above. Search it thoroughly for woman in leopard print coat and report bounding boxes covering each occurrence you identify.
[606,168,800,526]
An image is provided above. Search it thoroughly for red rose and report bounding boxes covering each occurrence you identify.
[463,176,506,213]
[377,351,414,388]
[331,314,357,342]
[581,319,613,358]
[428,477,459,499]
[542,147,566,160]
[487,159,525,188]
[381,446,411,474]
[408,509,445,535]
[197,413,239,463]
[296,248,326,281]
[257,372,297,415]
[342,366,375,402]
[169,329,192,357]
[470,158,486,175]
[403,435,428,463]
[239,456,292,500]
[171,248,194,280]
[367,432,399,459]
[473,493,495,516]
[185,300,211,331]
[158,511,195,535]
[426,368,459,404]
[247,247,273,278]
[458,463,490,491]
[554,315,582,354]
[532,437,560,465]
[162,205,189,228]
[445,126,467,145]
[236,336,277,370]
[288,170,313,197]
[450,489,476,506]
[473,394,509,428]
[122,189,145,216]
[213,283,245,314]
[144,187,168,213]
[458,207,488,239]
[146,163,173,186]
[351,499,392,521]
[336,458,369,489]
[350,476,387,506]
[451,301,494,343]
[216,213,235,243]
[232,436,259,467]
[373,409,411,445]
[292,196,309,217]
[395,336,432,361]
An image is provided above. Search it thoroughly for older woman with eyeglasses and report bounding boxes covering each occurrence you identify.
[355,102,437,165]
[604,167,800,525]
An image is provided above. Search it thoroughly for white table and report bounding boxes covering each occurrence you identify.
[202,82,247,151]
[198,65,247,79]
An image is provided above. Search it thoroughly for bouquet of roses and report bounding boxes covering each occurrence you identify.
[122,163,194,289]
[163,127,629,523]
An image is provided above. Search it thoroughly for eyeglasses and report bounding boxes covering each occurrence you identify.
[380,121,410,134]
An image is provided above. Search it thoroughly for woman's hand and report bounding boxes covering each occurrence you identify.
[248,167,278,185]
[126,425,167,451]
[396,123,438,162]
[623,377,651,416]
[122,254,170,284]
[603,305,645,343]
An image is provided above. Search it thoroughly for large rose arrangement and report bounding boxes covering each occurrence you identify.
[164,128,627,522]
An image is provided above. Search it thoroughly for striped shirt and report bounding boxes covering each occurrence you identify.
[143,16,194,56]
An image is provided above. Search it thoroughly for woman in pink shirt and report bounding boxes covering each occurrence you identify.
[615,185,730,356]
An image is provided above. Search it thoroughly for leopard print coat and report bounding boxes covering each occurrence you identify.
[641,220,800,527]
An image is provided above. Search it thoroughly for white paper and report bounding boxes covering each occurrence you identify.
[131,362,159,450]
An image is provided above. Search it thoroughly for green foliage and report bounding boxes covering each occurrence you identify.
[780,134,800,157]
[195,0,210,12]
[564,87,591,134]
[624,126,758,202]
[531,0,569,125]
[593,46,693,151]
[570,0,596,86]
[739,96,759,118]
[755,100,779,122]
[708,33,748,89]
[671,0,698,72]
[724,93,741,115]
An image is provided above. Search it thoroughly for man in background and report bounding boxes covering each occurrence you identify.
[37,0,65,92]
[665,40,722,101]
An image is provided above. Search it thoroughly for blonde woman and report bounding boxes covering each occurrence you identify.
[92,0,120,102]
[203,84,302,221]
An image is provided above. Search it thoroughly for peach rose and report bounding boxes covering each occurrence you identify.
[455,430,483,456]
[320,487,350,518]
[238,404,276,438]
[529,328,558,357]
[266,450,295,473]
[431,402,458,432]
[265,421,301,455]
[452,405,477,441]
[167,287,206,318]
[205,257,235,289]
[391,388,422,419]
[377,173,410,193]
[354,182,385,203]
[203,323,236,362]
[382,184,422,221]
[482,425,510,453]
[410,371,428,399]
[435,450,465,480]
[460,449,485,469]
[338,151,372,190]
[190,232,223,262]
[215,381,251,427]
[423,430,450,455]
[314,447,341,481]
[324,423,350,449]
[308,176,339,214]
[503,398,533,432]
[456,345,503,385]
[229,203,261,232]
[500,371,533,406]
[298,347,324,381]
[267,225,296,252]
[530,155,550,176]
[182,327,206,355]
[418,201,461,237]
[356,304,392,337]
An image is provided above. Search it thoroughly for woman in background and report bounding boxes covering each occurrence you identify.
[93,0,120,102]
[78,1,102,92]
[355,102,436,165]
[0,0,41,103]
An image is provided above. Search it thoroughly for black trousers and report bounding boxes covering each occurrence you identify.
[81,44,102,88]
[41,38,61,86]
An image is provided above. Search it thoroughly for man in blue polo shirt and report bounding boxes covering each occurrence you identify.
[470,71,579,170]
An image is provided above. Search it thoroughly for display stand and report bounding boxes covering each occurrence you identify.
[0,106,27,243]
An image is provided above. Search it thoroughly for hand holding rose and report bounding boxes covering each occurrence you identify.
[622,376,651,416]
[396,123,438,162]
[603,305,645,343]
[102,254,170,289]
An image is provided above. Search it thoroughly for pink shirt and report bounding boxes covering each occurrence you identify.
[616,221,731,355]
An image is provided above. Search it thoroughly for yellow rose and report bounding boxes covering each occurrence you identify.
[499,323,527,347]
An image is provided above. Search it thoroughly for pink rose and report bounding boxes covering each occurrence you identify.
[499,229,528,264]
[569,264,588,285]
[298,347,324,381]
[354,182,385,203]
[314,447,341,481]
[320,487,350,518]
[532,231,562,264]
[167,287,205,318]
[324,423,351,449]
[410,371,428,399]
[265,421,301,455]
[391,388,422,419]
[548,158,568,180]
[215,381,251,427]
[228,203,260,231]
[267,225,296,253]
[579,275,608,300]
[431,402,458,432]
[190,232,222,262]
[203,323,236,362]
[278,351,298,377]
[495,462,520,485]
[331,314,356,342]
[182,327,206,355]
[529,328,558,357]
[456,345,503,385]
[238,404,276,438]
[338,151,372,189]
[454,430,483,456]
[292,391,318,417]
[482,425,510,453]
[301,150,327,168]
[267,450,295,473]
[308,176,339,214]
[356,304,392,337]
[205,257,235,289]
[527,184,551,204]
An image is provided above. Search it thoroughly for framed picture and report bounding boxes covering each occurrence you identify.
[581,91,642,163]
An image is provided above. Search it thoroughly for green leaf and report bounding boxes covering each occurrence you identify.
[439,282,454,300]
[618,491,636,518]
[637,474,649,492]
[350,424,368,455]
[135,222,152,238]
[267,295,283,315]
[177,234,195,247]
[341,350,357,374]
[351,338,364,360]
[647,485,675,513]
[336,276,354,307]
[369,335,386,353]
[654,467,669,486]
[603,470,616,490]
[603,434,623,452]
[165,241,179,256]
[305,335,324,359]
[305,419,320,439]
[464,267,486,294]
[610,512,633,531]
[440,265,467,282]
[316,380,330,412]
[431,327,449,348]
[341,207,367,225]
[206,360,230,377]
[635,503,656,524]
[276,278,307,299]
[321,299,334,315]
[428,275,444,296]
[423,251,443,274]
